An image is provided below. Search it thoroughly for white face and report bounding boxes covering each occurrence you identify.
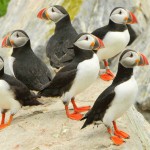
[74,34,97,50]
[120,51,140,68]
[9,31,29,48]
[110,8,129,24]
[0,58,4,70]
[46,6,67,23]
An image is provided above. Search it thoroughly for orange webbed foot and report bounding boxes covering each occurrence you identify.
[100,69,115,81]
[74,106,91,113]
[114,130,130,139]
[111,136,124,145]
[67,112,83,120]
[0,124,9,130]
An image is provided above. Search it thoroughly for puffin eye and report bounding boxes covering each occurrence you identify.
[119,11,122,14]
[52,8,54,12]
[130,53,133,57]
[85,37,88,40]
[16,33,19,38]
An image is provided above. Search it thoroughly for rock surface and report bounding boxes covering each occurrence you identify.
[0,79,150,150]
[0,0,150,150]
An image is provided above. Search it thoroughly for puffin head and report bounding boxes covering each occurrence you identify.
[0,57,4,71]
[110,7,137,24]
[119,49,149,68]
[2,30,29,48]
[73,33,105,51]
[37,5,69,23]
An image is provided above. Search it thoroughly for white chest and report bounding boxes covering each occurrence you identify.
[97,30,130,60]
[67,54,100,96]
[8,56,16,77]
[103,76,138,126]
[0,80,21,111]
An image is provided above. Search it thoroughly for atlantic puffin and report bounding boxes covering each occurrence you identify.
[38,33,105,120]
[81,49,149,145]
[0,56,41,130]
[37,5,78,68]
[2,30,53,91]
[92,7,138,81]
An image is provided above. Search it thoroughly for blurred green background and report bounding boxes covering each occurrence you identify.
[0,0,10,17]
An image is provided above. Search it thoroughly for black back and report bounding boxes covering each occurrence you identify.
[12,41,52,91]
[81,63,133,129]
[46,15,78,68]
[38,46,94,97]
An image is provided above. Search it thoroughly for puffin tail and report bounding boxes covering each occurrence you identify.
[81,110,93,129]
[23,92,43,106]
[24,99,42,106]
[37,82,62,97]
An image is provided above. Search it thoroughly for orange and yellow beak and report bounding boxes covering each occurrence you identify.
[137,53,149,66]
[125,11,138,24]
[1,34,12,48]
[37,8,50,20]
[92,36,105,50]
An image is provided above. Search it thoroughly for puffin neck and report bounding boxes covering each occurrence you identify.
[12,41,32,57]
[108,20,127,32]
[55,15,71,31]
[112,63,133,84]
[0,67,4,77]
[73,45,94,59]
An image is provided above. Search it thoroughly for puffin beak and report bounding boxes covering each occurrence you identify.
[1,34,12,48]
[37,8,50,20]
[137,53,149,66]
[125,11,138,24]
[93,37,105,50]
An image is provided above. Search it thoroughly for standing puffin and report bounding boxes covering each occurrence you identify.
[0,57,41,130]
[92,7,138,81]
[38,33,105,120]
[81,49,149,145]
[37,5,78,68]
[2,30,53,91]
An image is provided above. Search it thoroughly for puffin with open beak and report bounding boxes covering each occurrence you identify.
[2,30,53,91]
[92,7,138,81]
[81,49,149,145]
[38,33,104,120]
[37,5,78,68]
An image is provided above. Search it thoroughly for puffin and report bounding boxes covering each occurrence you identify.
[38,33,105,120]
[81,49,149,145]
[37,5,78,68]
[0,56,42,130]
[2,30,53,91]
[92,7,138,81]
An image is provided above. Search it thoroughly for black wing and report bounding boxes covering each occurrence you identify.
[46,26,77,68]
[38,63,78,97]
[2,74,41,106]
[13,53,52,91]
[81,85,115,129]
[92,25,109,40]
[127,25,137,46]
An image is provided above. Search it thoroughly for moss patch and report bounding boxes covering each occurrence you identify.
[0,0,10,17]
[47,0,83,38]
[62,0,83,20]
